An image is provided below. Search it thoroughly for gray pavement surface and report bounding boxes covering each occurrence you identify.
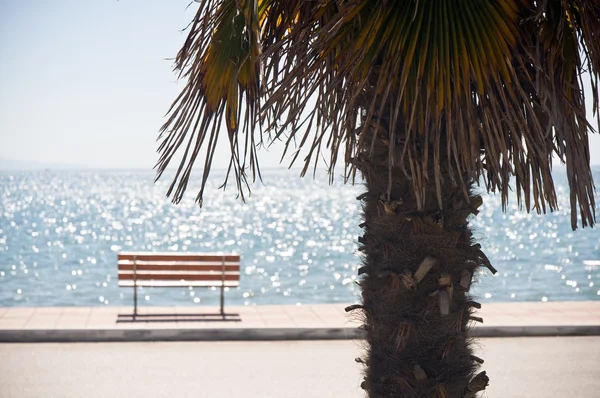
[1,337,599,398]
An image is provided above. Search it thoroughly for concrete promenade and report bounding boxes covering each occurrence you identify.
[1,301,599,342]
[1,337,599,397]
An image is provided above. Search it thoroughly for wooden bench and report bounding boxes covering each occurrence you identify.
[118,252,240,316]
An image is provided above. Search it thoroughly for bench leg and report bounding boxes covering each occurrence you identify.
[133,255,138,319]
[133,283,138,318]
[220,285,224,316]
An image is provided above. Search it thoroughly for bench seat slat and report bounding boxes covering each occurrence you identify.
[118,263,240,272]
[118,253,240,262]
[118,280,240,288]
[118,273,240,281]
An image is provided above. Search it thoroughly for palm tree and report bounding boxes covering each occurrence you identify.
[156,1,599,396]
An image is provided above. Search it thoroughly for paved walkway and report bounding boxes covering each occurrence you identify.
[1,301,599,341]
[1,337,599,397]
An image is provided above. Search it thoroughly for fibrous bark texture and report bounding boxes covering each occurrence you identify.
[353,142,493,398]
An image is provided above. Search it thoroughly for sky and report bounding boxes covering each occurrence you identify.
[0,0,599,171]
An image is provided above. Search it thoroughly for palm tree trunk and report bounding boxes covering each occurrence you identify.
[353,137,492,397]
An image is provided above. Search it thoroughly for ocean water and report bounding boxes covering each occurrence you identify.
[0,167,599,307]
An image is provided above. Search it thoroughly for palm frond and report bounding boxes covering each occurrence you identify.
[155,0,263,205]
[157,0,598,229]
[524,0,599,228]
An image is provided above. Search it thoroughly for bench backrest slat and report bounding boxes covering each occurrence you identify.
[117,252,240,283]
[119,273,240,281]
[118,253,240,262]
[118,263,240,272]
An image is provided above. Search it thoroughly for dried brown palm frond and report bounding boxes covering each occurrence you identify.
[156,0,599,229]
[155,0,264,205]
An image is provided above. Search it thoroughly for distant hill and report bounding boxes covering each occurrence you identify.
[0,158,596,172]
[0,158,89,170]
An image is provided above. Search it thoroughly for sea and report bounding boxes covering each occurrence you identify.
[1,167,599,307]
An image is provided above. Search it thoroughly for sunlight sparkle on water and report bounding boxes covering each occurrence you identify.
[1,169,599,306]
